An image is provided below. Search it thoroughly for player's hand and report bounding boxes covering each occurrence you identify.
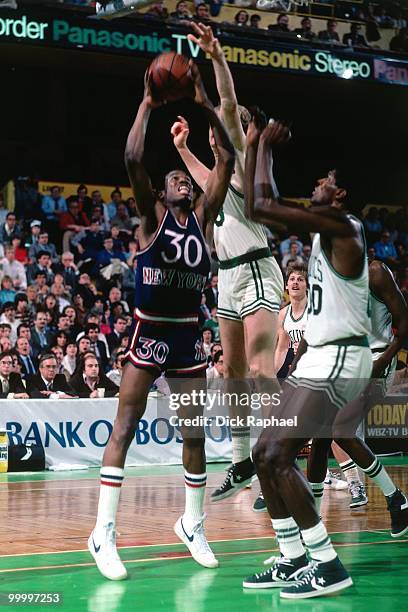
[171,116,190,149]
[246,106,267,148]
[260,121,292,147]
[188,22,221,59]
[371,357,387,379]
[189,61,210,106]
[143,69,163,109]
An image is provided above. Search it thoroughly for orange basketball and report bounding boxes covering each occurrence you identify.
[148,52,194,102]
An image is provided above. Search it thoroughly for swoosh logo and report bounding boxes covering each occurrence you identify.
[21,447,32,461]
[92,535,101,553]
[181,519,194,543]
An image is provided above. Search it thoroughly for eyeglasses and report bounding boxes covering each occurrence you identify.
[0,361,12,366]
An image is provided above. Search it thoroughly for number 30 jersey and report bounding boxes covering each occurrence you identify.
[304,217,371,347]
[135,209,211,318]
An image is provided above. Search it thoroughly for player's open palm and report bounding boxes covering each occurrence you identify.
[171,115,190,149]
[188,22,221,58]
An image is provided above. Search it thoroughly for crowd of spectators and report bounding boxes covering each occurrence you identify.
[0,178,407,400]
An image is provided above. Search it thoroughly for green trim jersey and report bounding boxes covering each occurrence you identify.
[283,303,308,349]
[304,217,371,346]
[368,291,393,350]
[213,185,269,261]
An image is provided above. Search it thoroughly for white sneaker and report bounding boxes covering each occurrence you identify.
[174,514,219,569]
[324,470,348,490]
[88,522,128,580]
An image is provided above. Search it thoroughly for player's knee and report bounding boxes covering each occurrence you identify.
[223,361,245,378]
[252,439,268,474]
[263,442,291,476]
[111,415,137,449]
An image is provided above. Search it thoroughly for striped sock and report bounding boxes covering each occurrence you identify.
[96,466,124,530]
[231,426,251,464]
[301,521,337,562]
[339,459,361,485]
[272,517,306,560]
[184,471,206,525]
[310,482,324,513]
[359,457,397,497]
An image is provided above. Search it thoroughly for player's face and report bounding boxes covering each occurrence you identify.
[310,174,337,206]
[165,171,193,208]
[287,273,307,299]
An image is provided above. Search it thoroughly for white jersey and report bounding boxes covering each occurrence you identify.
[283,303,308,348]
[368,291,393,350]
[304,217,371,346]
[214,184,268,261]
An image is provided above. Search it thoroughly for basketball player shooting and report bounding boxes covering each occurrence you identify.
[88,60,235,580]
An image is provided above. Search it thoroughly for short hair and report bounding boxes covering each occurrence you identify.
[6,212,16,219]
[114,315,127,324]
[2,302,15,312]
[0,350,13,362]
[37,250,50,259]
[111,189,122,198]
[14,293,28,306]
[78,184,87,193]
[39,353,57,366]
[286,263,308,282]
[0,323,11,331]
[85,323,99,333]
[17,323,30,336]
[214,350,223,364]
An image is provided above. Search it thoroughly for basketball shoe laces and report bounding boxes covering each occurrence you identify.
[349,481,364,498]
[104,522,121,559]
[257,556,307,578]
[288,560,319,588]
[218,465,235,491]
[190,515,212,554]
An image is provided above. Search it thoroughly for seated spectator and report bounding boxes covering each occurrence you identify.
[103,189,122,227]
[302,244,312,265]
[202,328,214,358]
[67,184,92,217]
[41,186,67,244]
[96,235,127,271]
[364,206,382,239]
[50,345,65,375]
[24,220,42,249]
[125,197,141,228]
[28,231,59,264]
[54,330,69,352]
[268,13,291,33]
[234,10,249,27]
[374,231,398,266]
[14,294,32,327]
[390,28,408,53]
[343,23,369,47]
[31,310,54,357]
[144,1,169,21]
[85,323,109,370]
[69,352,119,398]
[199,293,211,328]
[91,189,105,210]
[318,20,340,43]
[53,251,79,291]
[106,287,130,314]
[73,220,105,261]
[295,17,316,41]
[249,14,261,29]
[59,199,90,253]
[170,0,193,21]
[281,242,305,272]
[0,212,21,245]
[107,315,128,354]
[110,202,133,237]
[0,276,16,306]
[204,274,218,310]
[0,323,11,342]
[27,251,55,286]
[280,234,303,257]
[206,349,224,387]
[208,342,222,367]
[62,341,78,380]
[63,305,81,337]
[11,236,28,264]
[27,353,77,399]
[77,335,92,358]
[0,302,18,344]
[106,349,126,387]
[193,3,212,23]
[1,245,27,290]
[0,337,12,352]
[76,273,97,309]
[111,225,125,253]
[0,350,29,399]
[203,306,220,341]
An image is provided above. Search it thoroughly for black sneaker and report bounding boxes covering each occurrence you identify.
[253,491,267,513]
[387,488,408,538]
[280,557,353,599]
[211,457,255,502]
[243,554,308,589]
[349,481,368,508]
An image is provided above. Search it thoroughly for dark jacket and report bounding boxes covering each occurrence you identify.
[69,372,119,398]
[0,373,27,398]
[18,353,38,378]
[30,328,54,358]
[26,373,77,398]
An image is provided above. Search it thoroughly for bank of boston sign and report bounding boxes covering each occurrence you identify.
[1,11,407,86]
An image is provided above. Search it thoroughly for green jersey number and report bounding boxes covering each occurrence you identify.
[308,284,323,316]
[215,209,225,227]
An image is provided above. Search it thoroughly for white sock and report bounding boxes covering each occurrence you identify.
[301,521,337,562]
[231,426,251,464]
[184,471,206,525]
[272,517,306,560]
[339,459,362,485]
[310,482,324,513]
[360,457,397,497]
[95,466,124,530]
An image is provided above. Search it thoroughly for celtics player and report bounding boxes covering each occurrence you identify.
[309,260,408,535]
[174,22,284,501]
[88,64,235,579]
[243,119,372,599]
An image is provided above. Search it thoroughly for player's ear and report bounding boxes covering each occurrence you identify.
[157,189,165,202]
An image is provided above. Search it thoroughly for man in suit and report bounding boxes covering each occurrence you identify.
[15,337,38,378]
[30,311,54,357]
[106,315,128,354]
[26,353,77,399]
[0,350,29,399]
[86,323,109,370]
[204,274,218,310]
[26,251,55,286]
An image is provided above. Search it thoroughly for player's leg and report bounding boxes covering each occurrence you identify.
[211,316,255,501]
[89,363,155,580]
[331,440,367,507]
[307,438,332,514]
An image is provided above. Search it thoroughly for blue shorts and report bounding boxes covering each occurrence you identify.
[124,308,207,376]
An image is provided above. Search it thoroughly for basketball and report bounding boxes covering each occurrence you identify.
[148,52,194,102]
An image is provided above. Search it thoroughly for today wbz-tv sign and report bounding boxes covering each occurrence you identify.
[1,11,408,86]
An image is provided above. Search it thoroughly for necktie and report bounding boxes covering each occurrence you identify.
[1,377,9,394]
[26,357,35,375]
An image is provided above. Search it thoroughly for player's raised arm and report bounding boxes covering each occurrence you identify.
[244,107,267,220]
[189,63,235,226]
[369,261,408,378]
[124,74,162,230]
[170,115,211,191]
[253,122,356,237]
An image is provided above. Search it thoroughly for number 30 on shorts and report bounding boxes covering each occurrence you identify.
[136,337,170,365]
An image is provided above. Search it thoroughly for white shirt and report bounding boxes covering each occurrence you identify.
[0,258,27,290]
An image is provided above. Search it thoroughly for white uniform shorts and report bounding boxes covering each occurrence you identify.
[217,256,284,321]
[287,343,373,411]
[372,349,397,393]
